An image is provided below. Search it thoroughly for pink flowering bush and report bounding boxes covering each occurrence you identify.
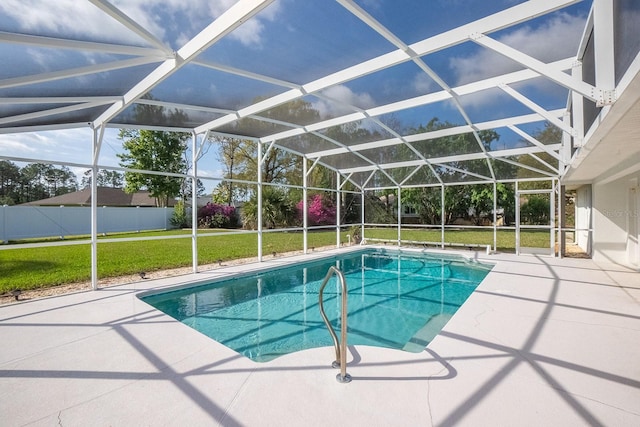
[197,202,239,228]
[297,194,336,226]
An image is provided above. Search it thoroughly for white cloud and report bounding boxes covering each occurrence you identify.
[0,129,90,159]
[229,19,267,47]
[0,0,148,45]
[0,137,36,155]
[412,72,438,94]
[450,12,587,86]
[225,0,282,47]
[313,85,375,118]
[0,0,280,50]
[197,168,224,179]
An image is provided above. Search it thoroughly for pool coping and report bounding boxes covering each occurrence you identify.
[1,247,639,426]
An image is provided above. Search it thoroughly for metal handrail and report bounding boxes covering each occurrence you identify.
[318,265,352,383]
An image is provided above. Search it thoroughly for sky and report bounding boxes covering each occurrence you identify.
[0,0,593,190]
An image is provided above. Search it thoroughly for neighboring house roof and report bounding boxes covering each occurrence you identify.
[21,187,177,207]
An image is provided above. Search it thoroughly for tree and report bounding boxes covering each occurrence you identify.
[521,195,550,225]
[0,161,79,204]
[0,160,21,205]
[179,177,205,201]
[467,182,516,225]
[401,186,470,225]
[117,129,189,207]
[469,184,494,225]
[516,122,561,189]
[213,99,323,203]
[43,165,77,197]
[215,136,245,205]
[238,141,301,185]
[398,118,501,225]
[17,163,77,202]
[409,118,498,158]
[81,169,124,188]
[364,191,397,224]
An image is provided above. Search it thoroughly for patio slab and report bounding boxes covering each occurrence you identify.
[1,249,638,426]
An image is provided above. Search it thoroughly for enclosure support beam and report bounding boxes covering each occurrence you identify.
[440,184,445,249]
[493,182,498,253]
[551,179,557,257]
[397,187,402,247]
[571,62,585,147]
[257,140,263,262]
[191,132,198,273]
[361,188,365,243]
[559,184,566,258]
[90,126,104,290]
[336,172,341,248]
[473,33,606,105]
[303,158,308,254]
[515,181,520,256]
[593,0,616,99]
[95,0,276,130]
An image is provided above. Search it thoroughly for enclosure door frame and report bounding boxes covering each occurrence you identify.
[515,185,555,256]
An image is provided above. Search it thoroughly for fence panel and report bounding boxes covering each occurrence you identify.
[0,206,174,242]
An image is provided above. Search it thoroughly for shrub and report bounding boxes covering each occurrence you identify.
[170,200,189,228]
[242,187,297,229]
[297,194,336,226]
[520,196,550,225]
[197,202,239,228]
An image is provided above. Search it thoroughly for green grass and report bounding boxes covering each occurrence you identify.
[0,230,347,292]
[0,228,550,293]
[364,227,550,250]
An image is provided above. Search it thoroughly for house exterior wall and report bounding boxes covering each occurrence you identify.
[592,171,640,268]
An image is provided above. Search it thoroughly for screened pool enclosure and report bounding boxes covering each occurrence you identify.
[0,0,630,288]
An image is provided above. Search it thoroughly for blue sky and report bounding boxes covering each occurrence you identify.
[0,0,593,189]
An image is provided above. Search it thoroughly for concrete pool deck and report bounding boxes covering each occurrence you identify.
[1,248,639,426]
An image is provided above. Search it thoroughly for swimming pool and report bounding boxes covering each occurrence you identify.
[141,248,493,362]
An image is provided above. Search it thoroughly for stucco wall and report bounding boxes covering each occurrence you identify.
[592,172,640,268]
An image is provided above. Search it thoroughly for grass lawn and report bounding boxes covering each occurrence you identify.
[365,227,551,250]
[0,227,551,293]
[0,230,346,292]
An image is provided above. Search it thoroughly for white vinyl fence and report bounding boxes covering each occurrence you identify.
[0,205,174,242]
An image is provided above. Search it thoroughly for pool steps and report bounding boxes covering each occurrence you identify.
[402,313,453,352]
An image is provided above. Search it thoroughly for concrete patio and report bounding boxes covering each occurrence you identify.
[1,249,639,426]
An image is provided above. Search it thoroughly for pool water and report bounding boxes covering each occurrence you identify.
[141,248,492,362]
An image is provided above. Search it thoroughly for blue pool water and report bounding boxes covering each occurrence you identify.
[141,248,492,362]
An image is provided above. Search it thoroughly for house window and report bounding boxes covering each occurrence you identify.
[404,205,417,215]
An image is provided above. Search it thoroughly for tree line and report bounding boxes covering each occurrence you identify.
[0,159,132,205]
[0,161,79,205]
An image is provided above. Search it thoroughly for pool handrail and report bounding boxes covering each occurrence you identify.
[318,266,352,384]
